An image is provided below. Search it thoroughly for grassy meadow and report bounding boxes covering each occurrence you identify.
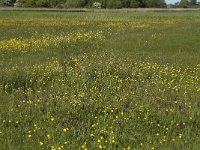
[0,11,200,150]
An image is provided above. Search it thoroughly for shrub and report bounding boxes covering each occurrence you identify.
[130,0,139,8]
[106,0,122,9]
[64,0,86,8]
[35,0,50,7]
[17,0,36,7]
[2,0,16,6]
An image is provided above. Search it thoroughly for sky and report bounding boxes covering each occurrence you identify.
[166,0,180,4]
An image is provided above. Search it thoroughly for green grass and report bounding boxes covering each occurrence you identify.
[0,11,200,150]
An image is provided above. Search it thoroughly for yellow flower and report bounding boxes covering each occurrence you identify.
[63,128,69,132]
[47,134,50,139]
[64,141,68,145]
[39,141,43,145]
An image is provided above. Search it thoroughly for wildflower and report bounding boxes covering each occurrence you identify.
[124,102,129,109]
[47,134,50,139]
[39,141,43,145]
[64,141,68,145]
[117,120,121,125]
[179,120,184,129]
[63,128,69,132]
[156,119,160,124]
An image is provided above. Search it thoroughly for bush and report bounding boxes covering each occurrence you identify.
[35,0,50,7]
[2,0,16,6]
[130,0,139,8]
[106,0,122,9]
[50,0,65,7]
[0,0,3,6]
[64,0,86,8]
[17,0,36,7]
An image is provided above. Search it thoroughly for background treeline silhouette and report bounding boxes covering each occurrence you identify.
[0,0,199,8]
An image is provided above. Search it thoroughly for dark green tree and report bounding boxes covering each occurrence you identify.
[35,0,50,7]
[17,0,36,7]
[146,0,166,8]
[179,0,190,8]
[190,0,197,4]
[121,0,131,7]
[130,0,140,8]
[49,0,66,7]
[2,0,16,6]
[106,0,122,8]
[64,0,87,8]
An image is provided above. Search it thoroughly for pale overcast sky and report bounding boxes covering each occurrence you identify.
[166,0,179,4]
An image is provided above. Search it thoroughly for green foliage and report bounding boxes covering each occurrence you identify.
[2,0,16,6]
[2,0,170,8]
[0,0,3,6]
[121,0,130,7]
[146,0,166,8]
[17,0,36,7]
[191,0,197,4]
[179,0,190,8]
[137,0,146,7]
[172,0,200,8]
[106,0,122,8]
[64,0,86,8]
[130,0,140,8]
[35,0,50,7]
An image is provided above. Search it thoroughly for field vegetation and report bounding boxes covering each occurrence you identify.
[0,11,200,150]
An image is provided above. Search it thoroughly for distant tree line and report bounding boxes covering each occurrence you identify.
[0,0,199,8]
[171,0,200,8]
